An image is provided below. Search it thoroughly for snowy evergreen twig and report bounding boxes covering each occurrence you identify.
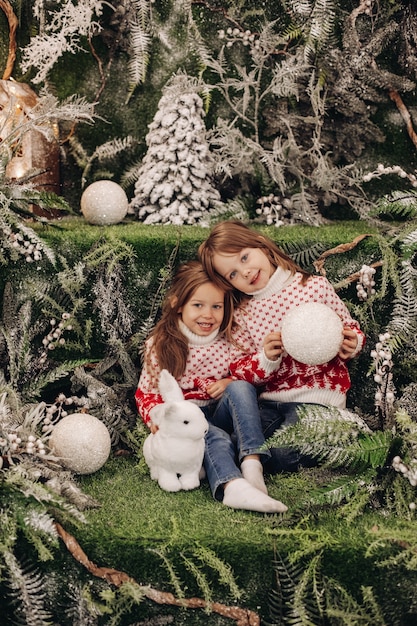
[21,0,109,84]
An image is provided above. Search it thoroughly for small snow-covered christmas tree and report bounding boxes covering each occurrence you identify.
[130,73,221,225]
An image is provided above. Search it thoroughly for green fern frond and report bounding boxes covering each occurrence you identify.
[63,583,104,624]
[132,0,151,27]
[120,161,142,189]
[192,545,242,600]
[150,547,185,600]
[92,137,136,164]
[268,552,324,626]
[373,192,417,220]
[21,511,59,562]
[318,431,394,471]
[265,406,393,471]
[68,136,89,169]
[326,580,386,625]
[401,226,417,251]
[286,0,312,18]
[305,468,378,508]
[280,239,327,269]
[282,23,304,42]
[267,552,307,625]
[23,359,91,401]
[84,239,137,274]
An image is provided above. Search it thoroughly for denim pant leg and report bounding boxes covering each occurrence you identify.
[260,401,318,474]
[210,380,270,463]
[203,421,242,501]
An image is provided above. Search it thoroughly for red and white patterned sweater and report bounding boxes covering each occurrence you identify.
[228,268,365,409]
[135,323,233,426]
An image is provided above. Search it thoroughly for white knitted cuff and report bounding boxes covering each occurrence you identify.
[350,330,365,359]
[259,349,282,375]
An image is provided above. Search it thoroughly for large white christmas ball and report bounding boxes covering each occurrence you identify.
[81,180,128,225]
[49,413,111,474]
[281,302,343,365]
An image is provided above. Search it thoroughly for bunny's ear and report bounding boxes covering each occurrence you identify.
[159,369,184,402]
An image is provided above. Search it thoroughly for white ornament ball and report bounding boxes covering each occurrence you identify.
[81,180,128,225]
[49,413,111,474]
[281,302,343,365]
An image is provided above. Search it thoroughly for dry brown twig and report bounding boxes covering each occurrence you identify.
[313,234,374,275]
[0,0,18,80]
[55,522,260,626]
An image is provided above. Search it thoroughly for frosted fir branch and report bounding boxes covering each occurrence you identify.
[2,93,96,154]
[31,93,96,126]
[24,510,59,539]
[21,0,107,84]
[207,120,260,179]
[287,0,314,18]
[5,553,53,625]
[79,136,136,185]
[92,265,134,343]
[92,136,136,163]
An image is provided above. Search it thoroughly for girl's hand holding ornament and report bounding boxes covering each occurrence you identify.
[263,332,283,361]
[338,327,358,360]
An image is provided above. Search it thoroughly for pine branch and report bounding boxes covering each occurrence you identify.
[265,406,393,472]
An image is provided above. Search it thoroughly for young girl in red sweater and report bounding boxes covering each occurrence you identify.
[199,221,365,472]
[136,260,287,512]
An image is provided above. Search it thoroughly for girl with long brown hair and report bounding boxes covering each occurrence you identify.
[136,260,287,513]
[199,220,365,473]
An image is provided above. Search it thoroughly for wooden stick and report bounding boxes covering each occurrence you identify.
[55,522,260,626]
[389,89,417,149]
[313,234,374,275]
[0,0,18,80]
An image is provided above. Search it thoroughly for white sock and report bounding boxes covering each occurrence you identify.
[241,458,268,494]
[223,478,288,513]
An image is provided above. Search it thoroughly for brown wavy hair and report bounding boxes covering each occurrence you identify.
[198,220,310,302]
[145,260,234,380]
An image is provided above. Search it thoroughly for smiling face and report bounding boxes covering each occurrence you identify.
[213,247,274,294]
[178,282,225,336]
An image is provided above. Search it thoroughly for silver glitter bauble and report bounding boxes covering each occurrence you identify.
[49,413,111,474]
[281,302,343,365]
[81,180,128,225]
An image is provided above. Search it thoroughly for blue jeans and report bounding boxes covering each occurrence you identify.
[202,381,270,501]
[260,400,319,473]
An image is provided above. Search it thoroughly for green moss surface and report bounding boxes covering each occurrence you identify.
[31,217,381,269]
[73,456,417,625]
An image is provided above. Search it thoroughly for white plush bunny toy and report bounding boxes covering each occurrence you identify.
[143,369,209,492]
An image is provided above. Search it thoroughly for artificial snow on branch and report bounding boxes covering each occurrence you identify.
[20,0,107,84]
[129,71,221,225]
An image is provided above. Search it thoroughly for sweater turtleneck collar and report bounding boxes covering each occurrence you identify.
[251,266,294,300]
[179,320,220,346]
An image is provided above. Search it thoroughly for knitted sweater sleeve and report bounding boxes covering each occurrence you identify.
[229,308,281,384]
[134,340,163,427]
